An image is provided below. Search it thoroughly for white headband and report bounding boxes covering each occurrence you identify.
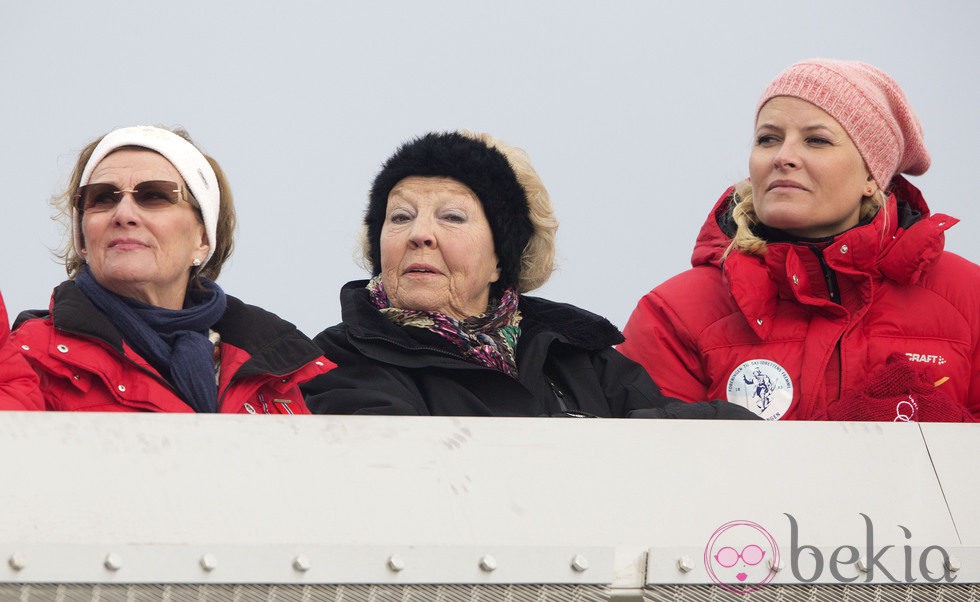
[74,125,220,267]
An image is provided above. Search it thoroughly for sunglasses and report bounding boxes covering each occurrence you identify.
[714,544,766,568]
[75,180,185,213]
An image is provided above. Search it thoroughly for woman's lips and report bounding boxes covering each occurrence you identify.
[108,238,149,251]
[404,263,442,275]
[767,179,807,192]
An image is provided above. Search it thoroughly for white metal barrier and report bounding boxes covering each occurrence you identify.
[0,413,976,600]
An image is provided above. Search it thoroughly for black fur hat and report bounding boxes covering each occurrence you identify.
[365,132,533,294]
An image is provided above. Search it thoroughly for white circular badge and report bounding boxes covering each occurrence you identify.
[726,359,793,420]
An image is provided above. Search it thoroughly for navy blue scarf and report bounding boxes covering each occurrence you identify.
[74,267,228,413]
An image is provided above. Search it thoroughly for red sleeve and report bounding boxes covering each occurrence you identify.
[0,292,44,411]
[619,287,709,403]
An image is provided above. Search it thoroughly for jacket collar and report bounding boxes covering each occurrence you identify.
[18,280,321,379]
[694,177,947,268]
[517,295,624,350]
[13,281,127,353]
[214,296,323,378]
[339,279,624,367]
[693,178,956,339]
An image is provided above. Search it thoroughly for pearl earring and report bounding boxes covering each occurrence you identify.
[192,258,202,267]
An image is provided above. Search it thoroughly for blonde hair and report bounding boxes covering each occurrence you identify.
[458,130,558,292]
[724,179,887,259]
[54,127,237,281]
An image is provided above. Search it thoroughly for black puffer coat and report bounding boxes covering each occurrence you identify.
[302,280,757,419]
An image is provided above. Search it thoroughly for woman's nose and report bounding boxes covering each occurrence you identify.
[111,193,141,225]
[408,218,436,248]
[772,143,799,169]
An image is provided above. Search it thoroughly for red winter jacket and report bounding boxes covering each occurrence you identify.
[11,282,335,413]
[619,178,980,421]
[0,291,44,410]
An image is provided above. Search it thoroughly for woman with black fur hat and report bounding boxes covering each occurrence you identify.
[301,130,756,419]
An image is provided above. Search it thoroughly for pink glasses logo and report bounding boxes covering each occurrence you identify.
[714,544,766,568]
[704,519,780,593]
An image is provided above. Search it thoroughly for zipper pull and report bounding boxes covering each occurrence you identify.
[548,379,569,412]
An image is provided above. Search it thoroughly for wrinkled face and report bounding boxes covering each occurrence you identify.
[749,96,876,238]
[380,176,500,320]
[80,149,209,310]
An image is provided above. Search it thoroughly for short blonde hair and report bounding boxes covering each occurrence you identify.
[458,130,558,292]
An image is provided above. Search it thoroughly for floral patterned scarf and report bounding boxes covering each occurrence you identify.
[366,276,522,377]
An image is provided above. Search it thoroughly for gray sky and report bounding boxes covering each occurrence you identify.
[2,1,977,338]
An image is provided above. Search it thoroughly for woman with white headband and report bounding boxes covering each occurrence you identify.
[10,126,334,413]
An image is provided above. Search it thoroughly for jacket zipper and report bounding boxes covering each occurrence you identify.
[809,247,844,405]
[811,247,841,304]
[546,377,597,418]
[548,378,569,412]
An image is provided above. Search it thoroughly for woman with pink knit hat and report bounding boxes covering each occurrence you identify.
[619,59,980,422]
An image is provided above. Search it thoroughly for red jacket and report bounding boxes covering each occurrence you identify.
[0,292,44,410]
[619,178,980,421]
[11,282,335,413]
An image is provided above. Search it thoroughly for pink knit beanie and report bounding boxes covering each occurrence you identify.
[757,59,931,190]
